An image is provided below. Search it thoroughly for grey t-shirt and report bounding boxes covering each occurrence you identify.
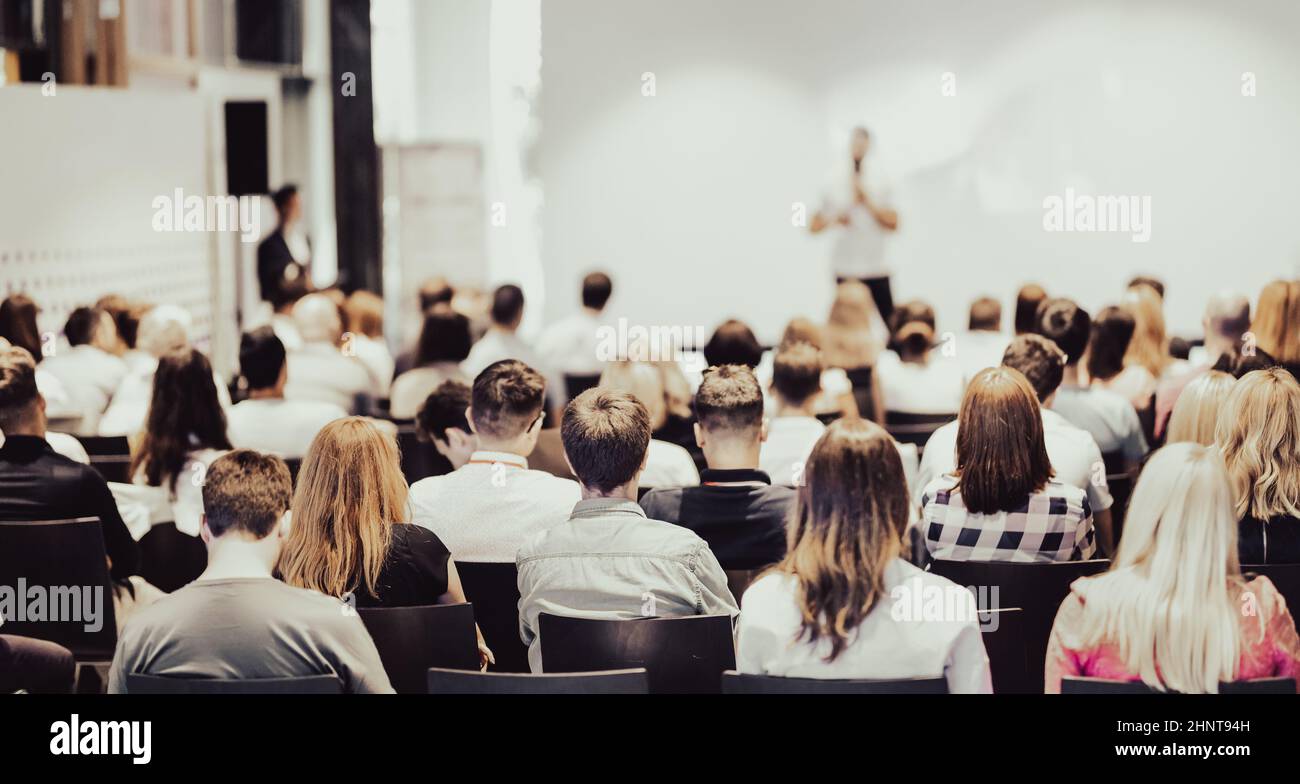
[107,577,392,694]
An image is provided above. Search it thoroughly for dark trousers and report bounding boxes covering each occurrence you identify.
[0,635,76,694]
[836,274,894,323]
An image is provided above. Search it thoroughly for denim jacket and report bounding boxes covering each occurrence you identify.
[516,497,739,672]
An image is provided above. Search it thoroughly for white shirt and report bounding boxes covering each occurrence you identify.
[755,351,853,417]
[463,328,542,380]
[915,408,1113,513]
[1051,384,1148,461]
[737,563,991,693]
[389,362,468,420]
[821,166,893,278]
[640,439,700,489]
[409,450,582,562]
[956,331,1010,388]
[226,397,347,458]
[133,447,227,537]
[536,310,607,376]
[348,334,394,397]
[760,416,826,486]
[40,345,128,435]
[98,355,232,436]
[284,342,374,414]
[875,350,965,415]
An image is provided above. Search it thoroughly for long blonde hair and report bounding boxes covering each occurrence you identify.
[1165,371,1234,446]
[1214,368,1300,520]
[1072,443,1244,693]
[823,281,882,370]
[1121,284,1170,377]
[278,417,410,599]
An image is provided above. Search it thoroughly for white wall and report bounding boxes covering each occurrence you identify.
[535,0,1300,340]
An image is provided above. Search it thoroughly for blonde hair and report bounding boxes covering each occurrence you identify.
[1214,368,1300,520]
[1071,443,1245,693]
[1165,371,1234,446]
[1121,284,1170,377]
[823,281,882,369]
[277,417,410,599]
[600,361,668,430]
[343,290,385,338]
[1250,280,1300,364]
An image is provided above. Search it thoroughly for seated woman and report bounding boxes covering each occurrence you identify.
[874,300,964,416]
[389,305,472,419]
[754,316,859,420]
[737,418,991,692]
[277,417,491,666]
[1216,368,1300,564]
[1046,442,1300,693]
[1088,304,1156,411]
[921,367,1094,563]
[130,348,232,536]
[1164,370,1234,446]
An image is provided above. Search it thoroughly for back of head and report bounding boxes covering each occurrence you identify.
[693,364,764,438]
[1079,442,1240,693]
[825,280,881,368]
[955,367,1052,514]
[968,297,1002,332]
[293,293,343,344]
[201,450,293,540]
[471,359,546,440]
[280,417,408,599]
[561,388,650,494]
[1122,284,1169,376]
[0,294,43,362]
[95,294,136,349]
[781,418,909,662]
[1036,298,1090,365]
[1204,291,1251,347]
[416,379,472,443]
[771,341,823,407]
[1215,368,1300,520]
[1085,306,1135,381]
[890,300,936,358]
[490,284,526,328]
[63,307,107,348]
[343,290,385,339]
[1250,280,1291,359]
[271,184,298,218]
[1014,284,1047,335]
[0,345,40,432]
[134,348,231,490]
[1166,371,1235,446]
[416,304,472,366]
[136,304,193,357]
[780,317,824,350]
[1001,334,1066,403]
[599,360,668,429]
[239,327,287,391]
[418,277,454,312]
[703,319,763,368]
[1127,276,1165,300]
[581,272,613,311]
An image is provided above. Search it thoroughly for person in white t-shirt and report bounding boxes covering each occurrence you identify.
[342,290,395,397]
[227,327,346,459]
[39,306,128,435]
[463,284,542,380]
[810,126,900,321]
[957,297,1011,389]
[760,342,828,487]
[535,272,613,409]
[875,301,965,416]
[284,294,374,414]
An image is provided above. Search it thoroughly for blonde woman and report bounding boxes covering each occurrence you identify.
[1164,370,1234,445]
[599,361,699,488]
[278,417,492,665]
[1215,368,1300,564]
[738,418,991,692]
[1046,443,1300,692]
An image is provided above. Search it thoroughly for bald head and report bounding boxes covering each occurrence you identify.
[293,293,343,344]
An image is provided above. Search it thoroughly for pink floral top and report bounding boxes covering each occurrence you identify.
[1046,575,1300,693]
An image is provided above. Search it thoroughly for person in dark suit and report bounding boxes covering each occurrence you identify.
[257,185,310,308]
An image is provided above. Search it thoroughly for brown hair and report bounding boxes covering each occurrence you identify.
[0,344,39,431]
[1000,334,1066,403]
[1014,284,1047,335]
[1251,280,1300,365]
[561,388,650,493]
[771,341,823,406]
[968,297,1002,332]
[343,290,385,338]
[131,348,232,494]
[1122,284,1171,376]
[0,294,43,362]
[472,359,546,438]
[693,364,764,433]
[778,418,909,662]
[278,417,410,599]
[954,367,1054,514]
[823,280,882,370]
[201,450,292,539]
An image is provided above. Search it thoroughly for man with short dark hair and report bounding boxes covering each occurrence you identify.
[107,449,392,693]
[39,306,127,434]
[416,379,475,470]
[463,284,541,378]
[640,365,792,569]
[410,360,579,562]
[760,342,826,486]
[536,272,615,404]
[226,327,346,458]
[517,388,738,672]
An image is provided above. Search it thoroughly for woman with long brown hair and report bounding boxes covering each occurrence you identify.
[737,418,990,691]
[1250,280,1300,378]
[278,417,492,666]
[921,367,1095,562]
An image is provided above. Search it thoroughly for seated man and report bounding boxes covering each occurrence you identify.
[227,327,346,458]
[284,293,373,414]
[410,360,579,561]
[640,365,792,570]
[107,450,391,693]
[415,379,476,471]
[39,306,127,435]
[917,334,1116,554]
[517,388,739,672]
[759,342,827,486]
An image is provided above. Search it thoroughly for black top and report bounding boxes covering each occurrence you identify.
[256,229,307,305]
[639,468,793,570]
[351,524,452,608]
[0,435,140,581]
[1239,514,1300,565]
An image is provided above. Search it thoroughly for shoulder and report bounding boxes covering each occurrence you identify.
[521,469,582,496]
[639,486,684,515]
[639,514,710,551]
[741,571,797,610]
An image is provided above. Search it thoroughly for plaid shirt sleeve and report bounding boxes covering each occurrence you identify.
[923,477,1095,563]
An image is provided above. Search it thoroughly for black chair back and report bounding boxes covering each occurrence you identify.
[0,517,117,660]
[395,421,452,485]
[1106,471,1135,547]
[75,435,132,484]
[126,674,342,694]
[884,411,956,448]
[928,558,1110,693]
[138,522,208,593]
[1062,676,1295,695]
[563,373,602,402]
[1242,564,1300,619]
[979,607,1030,694]
[721,671,947,694]
[539,613,736,694]
[427,667,649,695]
[843,366,877,422]
[357,603,479,693]
[455,562,528,673]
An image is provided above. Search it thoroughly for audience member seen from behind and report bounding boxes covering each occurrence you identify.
[341,290,395,397]
[536,271,614,402]
[463,284,541,380]
[284,293,372,414]
[415,379,475,470]
[759,341,828,487]
[875,300,964,415]
[39,306,127,434]
[756,317,858,420]
[0,294,71,417]
[599,361,700,488]
[1014,284,1047,336]
[1153,292,1250,438]
[821,280,886,421]
[1249,279,1300,380]
[958,297,1010,386]
[389,304,472,419]
[1164,370,1235,446]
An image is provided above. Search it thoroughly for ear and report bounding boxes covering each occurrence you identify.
[278,510,292,539]
[431,437,451,458]
[693,422,706,449]
[199,516,212,545]
[464,406,478,435]
[449,428,474,450]
[759,418,770,443]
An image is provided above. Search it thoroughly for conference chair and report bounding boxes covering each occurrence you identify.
[356,603,479,694]
[126,674,343,694]
[393,419,452,485]
[539,613,736,694]
[427,667,649,695]
[137,522,207,593]
[454,562,529,673]
[1241,563,1300,619]
[721,671,948,694]
[1061,676,1294,695]
[75,434,132,484]
[979,607,1030,694]
[884,411,956,450]
[1105,470,1135,547]
[927,558,1110,694]
[563,373,602,403]
[0,518,117,663]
